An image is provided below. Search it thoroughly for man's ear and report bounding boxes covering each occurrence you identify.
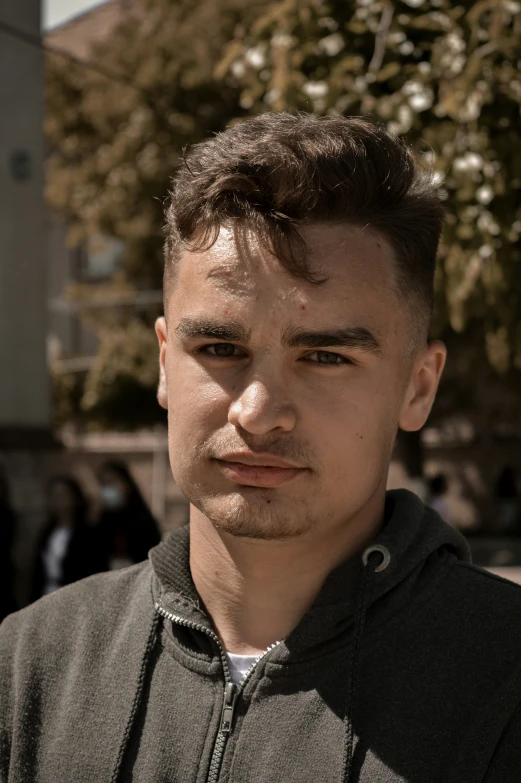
[398,340,447,432]
[155,317,168,410]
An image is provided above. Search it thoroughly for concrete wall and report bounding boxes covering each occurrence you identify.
[0,0,50,429]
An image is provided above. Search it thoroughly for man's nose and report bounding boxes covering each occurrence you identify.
[228,375,297,435]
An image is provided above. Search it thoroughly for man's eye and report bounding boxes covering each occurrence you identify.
[303,351,348,365]
[202,343,246,358]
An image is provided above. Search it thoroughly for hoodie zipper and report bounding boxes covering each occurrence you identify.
[155,602,279,783]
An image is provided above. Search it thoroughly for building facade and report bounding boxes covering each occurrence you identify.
[0,0,50,442]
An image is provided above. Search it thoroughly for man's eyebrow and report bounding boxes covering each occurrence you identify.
[282,325,383,356]
[175,317,252,343]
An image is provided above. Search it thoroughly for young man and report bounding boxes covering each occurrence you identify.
[1,113,521,782]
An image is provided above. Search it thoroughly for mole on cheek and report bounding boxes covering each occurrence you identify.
[300,305,306,311]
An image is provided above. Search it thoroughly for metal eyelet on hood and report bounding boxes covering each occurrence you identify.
[362,544,391,573]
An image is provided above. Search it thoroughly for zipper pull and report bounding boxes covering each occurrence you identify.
[220,682,238,733]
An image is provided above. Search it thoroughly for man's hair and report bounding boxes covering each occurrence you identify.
[164,112,444,337]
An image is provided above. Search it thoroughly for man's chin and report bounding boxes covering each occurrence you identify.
[212,519,304,542]
[192,492,314,541]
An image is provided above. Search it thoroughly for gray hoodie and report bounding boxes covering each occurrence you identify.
[1,489,521,782]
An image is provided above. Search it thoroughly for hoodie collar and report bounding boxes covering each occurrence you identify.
[150,489,471,652]
[281,489,470,656]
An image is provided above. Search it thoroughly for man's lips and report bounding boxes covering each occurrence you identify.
[213,453,307,488]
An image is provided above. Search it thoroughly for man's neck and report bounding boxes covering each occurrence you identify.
[189,494,385,655]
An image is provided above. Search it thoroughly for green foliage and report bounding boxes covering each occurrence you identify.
[51,368,87,429]
[45,0,521,430]
[45,0,256,285]
[81,320,166,429]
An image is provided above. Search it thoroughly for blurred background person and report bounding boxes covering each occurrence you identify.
[96,460,161,570]
[494,466,521,536]
[428,473,451,526]
[0,466,17,622]
[32,476,105,600]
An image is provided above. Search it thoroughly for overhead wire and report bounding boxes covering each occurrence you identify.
[0,18,148,93]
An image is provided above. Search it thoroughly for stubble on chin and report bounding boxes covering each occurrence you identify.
[191,490,316,542]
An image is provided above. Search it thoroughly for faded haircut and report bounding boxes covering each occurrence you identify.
[163,112,444,339]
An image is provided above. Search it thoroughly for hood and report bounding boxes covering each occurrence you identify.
[150,488,470,656]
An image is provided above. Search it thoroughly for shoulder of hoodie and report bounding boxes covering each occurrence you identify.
[433,559,521,772]
[434,554,521,641]
[447,556,521,605]
[0,560,155,670]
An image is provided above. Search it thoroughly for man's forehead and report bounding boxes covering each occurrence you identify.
[177,223,397,298]
[167,226,406,353]
[204,260,257,295]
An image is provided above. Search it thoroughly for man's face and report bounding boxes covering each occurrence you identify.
[157,223,444,541]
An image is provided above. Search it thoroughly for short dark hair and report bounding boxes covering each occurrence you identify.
[164,112,444,337]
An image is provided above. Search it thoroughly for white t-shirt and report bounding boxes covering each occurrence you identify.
[225,652,259,685]
[42,527,72,595]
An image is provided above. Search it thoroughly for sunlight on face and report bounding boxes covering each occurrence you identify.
[158,224,419,541]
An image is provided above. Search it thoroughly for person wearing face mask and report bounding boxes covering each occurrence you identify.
[96,460,161,571]
[32,476,105,600]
